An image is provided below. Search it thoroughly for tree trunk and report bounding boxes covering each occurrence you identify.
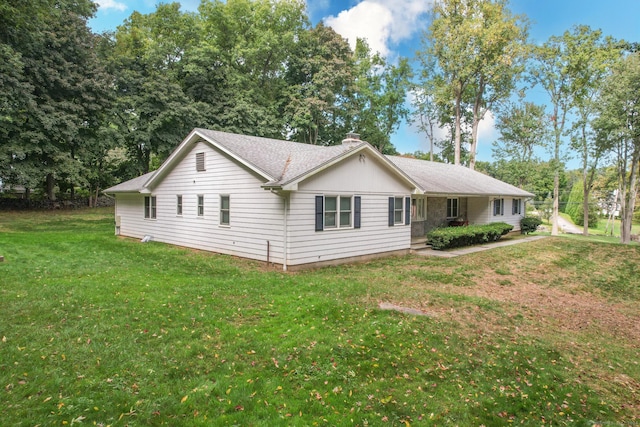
[552,171,559,236]
[469,118,479,171]
[582,168,589,236]
[469,77,485,171]
[454,86,462,166]
[621,145,639,244]
[46,173,56,201]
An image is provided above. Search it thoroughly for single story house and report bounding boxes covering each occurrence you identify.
[105,129,533,270]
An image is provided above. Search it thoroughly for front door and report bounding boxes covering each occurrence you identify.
[411,197,427,237]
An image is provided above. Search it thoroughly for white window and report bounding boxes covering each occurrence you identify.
[220,195,230,225]
[176,195,183,216]
[197,195,204,217]
[196,152,205,171]
[324,196,352,229]
[394,197,404,224]
[144,196,156,219]
[512,198,522,215]
[447,198,459,218]
[494,198,504,216]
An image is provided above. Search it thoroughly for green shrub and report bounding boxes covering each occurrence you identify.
[427,222,514,250]
[521,216,542,234]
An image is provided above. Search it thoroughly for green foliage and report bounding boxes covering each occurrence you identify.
[520,216,542,234]
[419,0,528,166]
[595,52,640,243]
[427,222,514,250]
[0,0,110,198]
[564,179,599,228]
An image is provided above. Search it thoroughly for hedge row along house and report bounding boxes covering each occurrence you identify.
[105,129,533,270]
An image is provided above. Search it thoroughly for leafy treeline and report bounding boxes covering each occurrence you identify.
[412,0,639,243]
[1,0,410,200]
[1,0,639,242]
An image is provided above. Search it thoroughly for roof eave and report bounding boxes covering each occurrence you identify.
[279,143,422,193]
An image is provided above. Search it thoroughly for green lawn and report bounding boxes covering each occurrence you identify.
[1,208,639,426]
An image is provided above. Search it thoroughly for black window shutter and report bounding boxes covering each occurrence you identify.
[405,197,411,225]
[388,197,394,226]
[315,196,323,231]
[354,196,361,229]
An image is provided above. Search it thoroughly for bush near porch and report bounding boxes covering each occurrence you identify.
[427,222,514,250]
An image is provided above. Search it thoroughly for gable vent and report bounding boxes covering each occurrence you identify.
[196,152,206,171]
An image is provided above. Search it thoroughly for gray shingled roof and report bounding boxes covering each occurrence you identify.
[105,129,533,198]
[387,155,533,197]
[104,171,154,193]
[195,129,362,185]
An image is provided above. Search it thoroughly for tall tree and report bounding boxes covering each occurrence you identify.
[109,4,208,174]
[285,23,354,145]
[565,26,621,235]
[528,29,578,236]
[198,0,308,138]
[419,0,528,168]
[493,101,548,188]
[351,39,412,153]
[0,0,110,199]
[595,52,640,244]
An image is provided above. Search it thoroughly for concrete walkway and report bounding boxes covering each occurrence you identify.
[412,235,547,258]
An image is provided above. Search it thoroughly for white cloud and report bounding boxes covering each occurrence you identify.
[478,110,497,142]
[324,0,433,57]
[96,0,127,12]
[324,2,393,56]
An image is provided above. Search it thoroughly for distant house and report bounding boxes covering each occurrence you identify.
[105,129,533,270]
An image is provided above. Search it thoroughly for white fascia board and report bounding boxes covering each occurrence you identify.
[143,129,202,189]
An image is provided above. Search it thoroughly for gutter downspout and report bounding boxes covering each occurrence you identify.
[282,194,288,271]
[269,189,288,271]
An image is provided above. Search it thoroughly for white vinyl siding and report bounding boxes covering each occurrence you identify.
[289,154,413,267]
[288,192,411,266]
[466,197,524,231]
[114,141,285,265]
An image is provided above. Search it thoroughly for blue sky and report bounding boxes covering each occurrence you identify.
[90,0,640,163]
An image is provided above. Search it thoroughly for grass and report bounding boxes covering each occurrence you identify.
[0,208,639,426]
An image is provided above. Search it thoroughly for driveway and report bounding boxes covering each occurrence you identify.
[556,215,583,234]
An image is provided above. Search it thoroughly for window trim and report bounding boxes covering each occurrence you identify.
[388,196,410,226]
[220,195,230,226]
[197,195,204,217]
[494,198,505,216]
[315,195,360,231]
[446,198,459,219]
[176,195,183,216]
[512,198,522,215]
[323,195,353,229]
[144,195,157,219]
